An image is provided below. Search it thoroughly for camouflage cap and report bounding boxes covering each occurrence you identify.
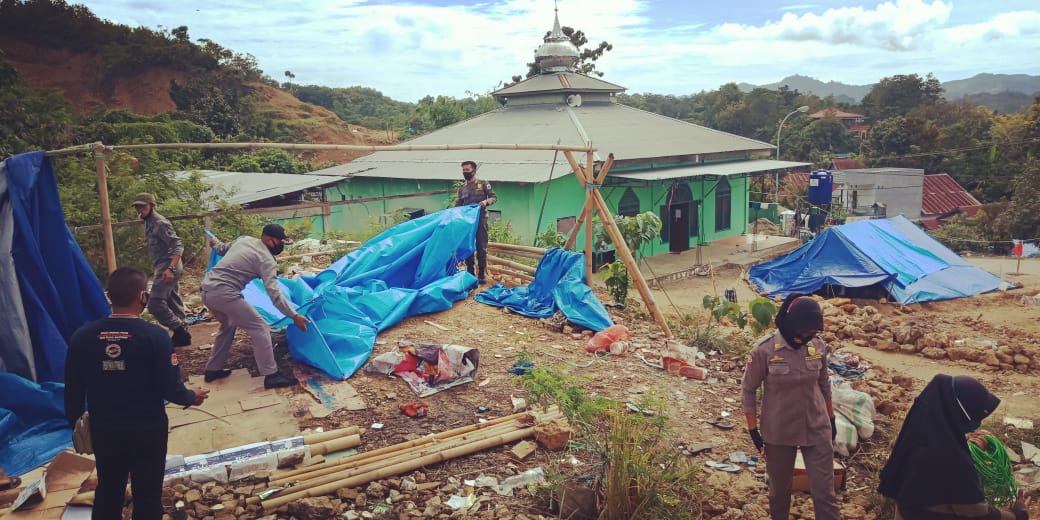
[132,193,156,206]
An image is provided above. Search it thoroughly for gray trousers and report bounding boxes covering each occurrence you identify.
[148,274,186,331]
[202,288,278,376]
[764,443,840,520]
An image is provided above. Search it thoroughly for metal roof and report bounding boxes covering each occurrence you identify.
[611,159,807,182]
[493,72,626,97]
[921,173,981,216]
[310,102,775,183]
[611,160,810,181]
[181,170,344,208]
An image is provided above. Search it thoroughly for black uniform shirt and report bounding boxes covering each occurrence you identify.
[65,317,196,431]
[455,179,497,214]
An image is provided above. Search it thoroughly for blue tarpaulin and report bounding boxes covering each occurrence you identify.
[214,205,481,380]
[475,248,613,331]
[0,151,109,382]
[749,215,1007,305]
[0,151,106,476]
[0,371,72,476]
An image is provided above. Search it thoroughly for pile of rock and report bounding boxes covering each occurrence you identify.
[818,299,1037,373]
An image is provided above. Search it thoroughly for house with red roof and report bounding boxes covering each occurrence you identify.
[809,108,871,139]
[919,174,982,229]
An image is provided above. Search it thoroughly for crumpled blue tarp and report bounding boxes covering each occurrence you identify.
[0,373,72,476]
[475,248,613,331]
[210,206,480,380]
[749,215,1007,305]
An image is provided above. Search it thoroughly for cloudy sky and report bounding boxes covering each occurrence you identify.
[83,0,1040,101]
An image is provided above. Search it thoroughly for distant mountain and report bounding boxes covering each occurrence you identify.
[738,73,1040,110]
[942,73,1040,100]
[737,74,869,104]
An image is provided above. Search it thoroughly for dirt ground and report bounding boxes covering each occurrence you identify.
[163,254,1040,519]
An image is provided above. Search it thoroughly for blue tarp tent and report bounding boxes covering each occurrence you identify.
[217,205,482,380]
[0,150,108,475]
[749,215,1007,305]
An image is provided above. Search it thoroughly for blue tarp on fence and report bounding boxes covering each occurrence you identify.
[215,205,481,380]
[475,248,613,331]
[749,215,1007,305]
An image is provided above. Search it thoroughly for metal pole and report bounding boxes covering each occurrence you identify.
[774,106,809,203]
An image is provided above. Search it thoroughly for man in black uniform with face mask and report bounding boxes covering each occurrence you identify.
[66,267,209,520]
[455,160,497,284]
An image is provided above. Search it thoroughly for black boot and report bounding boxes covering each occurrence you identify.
[204,369,232,382]
[264,372,299,389]
[171,326,192,347]
[478,265,487,285]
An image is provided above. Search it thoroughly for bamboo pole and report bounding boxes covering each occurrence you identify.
[259,421,527,501]
[589,190,672,337]
[307,434,361,456]
[564,202,591,250]
[486,254,536,275]
[74,189,455,232]
[261,426,536,510]
[301,426,360,445]
[562,151,671,337]
[271,410,538,482]
[487,266,534,283]
[487,242,548,256]
[46,141,595,157]
[94,144,117,274]
[485,248,543,261]
[585,150,595,285]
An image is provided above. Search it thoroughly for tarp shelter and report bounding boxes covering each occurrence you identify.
[0,151,109,382]
[217,205,483,380]
[749,215,1007,305]
[476,248,613,331]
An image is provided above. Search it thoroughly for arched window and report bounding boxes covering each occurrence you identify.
[618,188,640,217]
[715,177,732,231]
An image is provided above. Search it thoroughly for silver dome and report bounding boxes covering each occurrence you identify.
[535,12,579,73]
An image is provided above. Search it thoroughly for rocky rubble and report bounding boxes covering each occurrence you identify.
[819,298,1037,372]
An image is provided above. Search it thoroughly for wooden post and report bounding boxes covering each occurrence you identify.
[562,151,672,337]
[564,202,590,250]
[93,143,117,274]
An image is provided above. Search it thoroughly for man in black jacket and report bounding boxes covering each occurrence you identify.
[66,267,208,520]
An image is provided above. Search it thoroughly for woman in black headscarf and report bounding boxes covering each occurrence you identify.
[741,294,840,520]
[878,374,1030,519]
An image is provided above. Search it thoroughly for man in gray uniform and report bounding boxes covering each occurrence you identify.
[132,193,191,347]
[202,224,310,389]
[455,160,497,284]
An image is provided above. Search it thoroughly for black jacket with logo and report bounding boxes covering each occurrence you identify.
[65,317,196,431]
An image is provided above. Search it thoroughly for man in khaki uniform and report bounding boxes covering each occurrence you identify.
[741,295,840,520]
[454,160,497,284]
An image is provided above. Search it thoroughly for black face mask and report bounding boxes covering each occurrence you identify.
[267,242,284,257]
[462,171,474,181]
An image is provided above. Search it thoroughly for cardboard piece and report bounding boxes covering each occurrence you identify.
[10,453,95,519]
[293,365,367,418]
[792,451,845,492]
[239,394,281,412]
[167,369,278,428]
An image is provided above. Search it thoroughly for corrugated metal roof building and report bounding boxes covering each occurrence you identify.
[311,13,808,255]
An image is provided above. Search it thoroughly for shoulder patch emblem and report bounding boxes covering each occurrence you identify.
[105,344,121,359]
[807,346,818,357]
[171,353,179,366]
[476,183,482,190]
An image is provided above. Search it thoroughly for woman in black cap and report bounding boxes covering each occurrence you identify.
[879,374,1030,519]
[741,294,840,520]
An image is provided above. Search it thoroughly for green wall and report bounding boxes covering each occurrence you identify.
[320,173,749,258]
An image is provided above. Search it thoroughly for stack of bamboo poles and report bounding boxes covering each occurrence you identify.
[253,407,562,510]
[486,242,546,284]
[302,426,362,456]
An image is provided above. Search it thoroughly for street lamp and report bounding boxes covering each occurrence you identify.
[775,105,810,203]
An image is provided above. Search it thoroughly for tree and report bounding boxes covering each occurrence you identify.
[509,26,613,84]
[1002,159,1040,240]
[284,70,295,94]
[861,73,943,120]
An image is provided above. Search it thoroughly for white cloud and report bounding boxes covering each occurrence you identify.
[82,0,1040,100]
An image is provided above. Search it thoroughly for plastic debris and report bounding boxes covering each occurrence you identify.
[400,402,429,418]
[494,467,545,496]
[507,360,535,375]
